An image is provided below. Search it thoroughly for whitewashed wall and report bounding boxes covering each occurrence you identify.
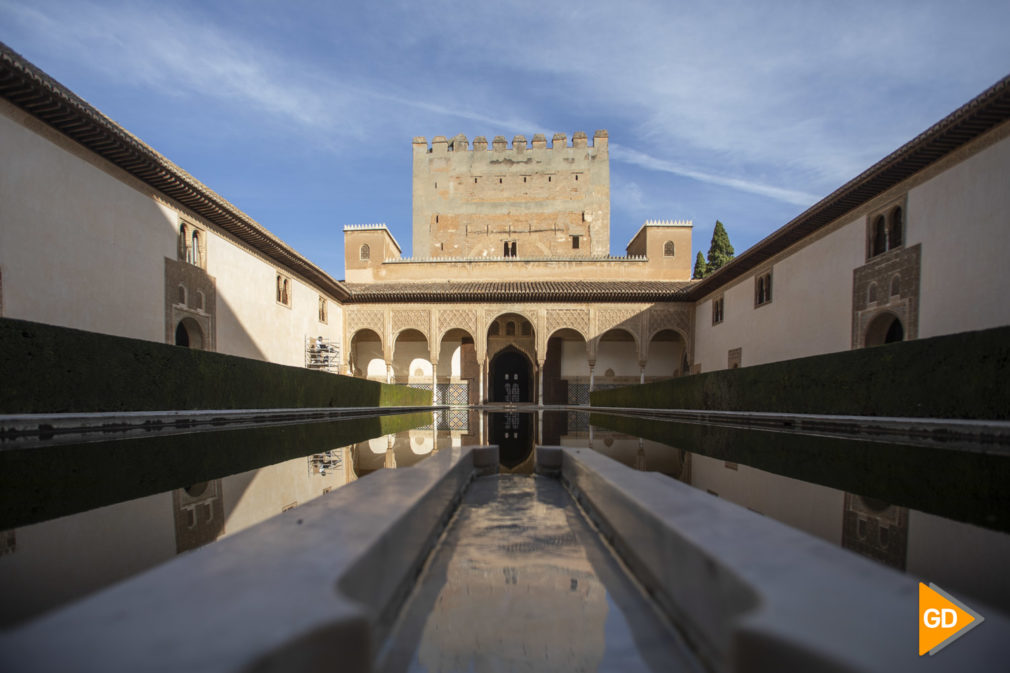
[0,102,343,368]
[693,130,1010,373]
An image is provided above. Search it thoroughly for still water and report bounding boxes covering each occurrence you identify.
[2,407,1008,643]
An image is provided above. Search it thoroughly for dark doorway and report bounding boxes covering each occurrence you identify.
[884,319,904,343]
[489,349,532,403]
[490,412,534,468]
[175,321,189,347]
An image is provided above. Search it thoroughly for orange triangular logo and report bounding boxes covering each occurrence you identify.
[919,582,984,655]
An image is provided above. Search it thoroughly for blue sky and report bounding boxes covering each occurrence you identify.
[3,1,1009,280]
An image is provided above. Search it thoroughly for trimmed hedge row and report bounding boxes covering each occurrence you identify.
[591,325,1010,420]
[0,317,431,413]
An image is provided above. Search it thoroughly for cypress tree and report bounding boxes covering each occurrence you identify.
[693,251,708,279]
[706,220,735,273]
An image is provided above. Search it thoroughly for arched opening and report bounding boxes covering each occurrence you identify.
[888,207,903,249]
[350,329,385,380]
[890,275,901,296]
[174,318,204,349]
[489,347,533,403]
[543,328,588,405]
[663,240,675,257]
[359,244,370,260]
[645,329,687,379]
[871,216,886,256]
[191,231,201,267]
[867,282,878,304]
[392,329,430,385]
[864,312,905,347]
[596,328,638,388]
[438,328,479,405]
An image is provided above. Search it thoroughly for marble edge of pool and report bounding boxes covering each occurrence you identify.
[535,445,1010,673]
[0,444,499,673]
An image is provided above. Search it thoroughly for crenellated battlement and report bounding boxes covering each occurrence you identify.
[413,130,608,153]
[343,223,391,232]
[643,219,693,228]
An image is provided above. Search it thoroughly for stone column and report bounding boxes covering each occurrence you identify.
[479,358,486,404]
[431,361,438,406]
[639,361,647,384]
[385,362,392,384]
[384,434,396,469]
[537,358,545,407]
[588,362,596,392]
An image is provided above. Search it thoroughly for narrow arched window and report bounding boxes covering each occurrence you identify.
[196,290,205,311]
[890,275,901,296]
[282,279,290,305]
[888,207,903,249]
[179,224,189,261]
[510,241,517,257]
[191,231,201,267]
[867,283,878,304]
[871,216,886,257]
[177,284,186,305]
[663,241,675,257]
[360,244,370,261]
[503,241,509,257]
[521,322,531,336]
[276,275,283,303]
[506,321,516,336]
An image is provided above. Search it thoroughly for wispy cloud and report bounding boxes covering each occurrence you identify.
[611,144,819,206]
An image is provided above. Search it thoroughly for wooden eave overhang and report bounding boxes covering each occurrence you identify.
[0,42,349,302]
[342,280,695,303]
[686,72,1010,301]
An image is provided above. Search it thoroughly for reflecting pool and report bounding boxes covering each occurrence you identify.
[2,406,1008,637]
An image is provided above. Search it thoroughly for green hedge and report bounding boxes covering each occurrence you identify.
[0,317,430,413]
[591,325,1010,420]
[0,411,430,529]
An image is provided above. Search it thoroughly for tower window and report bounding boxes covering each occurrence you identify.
[755,272,773,307]
[318,296,328,323]
[359,244,370,261]
[888,207,903,249]
[663,240,675,257]
[506,321,516,336]
[276,273,291,307]
[712,297,724,324]
[572,235,580,249]
[504,241,517,257]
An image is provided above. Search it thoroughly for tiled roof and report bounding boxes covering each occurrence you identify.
[0,42,350,301]
[686,71,1010,301]
[343,281,695,303]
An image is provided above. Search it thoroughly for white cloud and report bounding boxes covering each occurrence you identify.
[611,144,819,207]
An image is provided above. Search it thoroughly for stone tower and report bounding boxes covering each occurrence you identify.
[411,131,610,258]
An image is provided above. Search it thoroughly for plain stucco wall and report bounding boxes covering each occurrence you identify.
[0,104,172,341]
[0,102,343,369]
[912,134,1010,337]
[692,131,1010,373]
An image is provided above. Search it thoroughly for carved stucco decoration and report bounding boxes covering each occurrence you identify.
[438,308,478,342]
[346,309,384,337]
[391,309,430,340]
[646,307,691,341]
[545,308,590,340]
